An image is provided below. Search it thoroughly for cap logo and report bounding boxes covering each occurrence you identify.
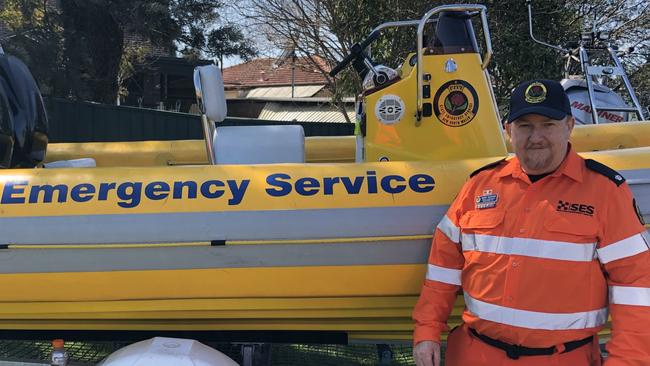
[524,82,547,104]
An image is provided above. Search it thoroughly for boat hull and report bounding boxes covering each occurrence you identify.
[0,263,426,342]
[0,150,648,342]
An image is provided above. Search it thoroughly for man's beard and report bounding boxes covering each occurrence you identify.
[521,147,553,172]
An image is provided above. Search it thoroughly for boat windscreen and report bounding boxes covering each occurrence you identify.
[426,11,480,55]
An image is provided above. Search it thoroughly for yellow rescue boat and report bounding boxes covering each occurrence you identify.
[0,4,647,344]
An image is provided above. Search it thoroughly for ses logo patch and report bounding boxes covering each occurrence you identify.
[556,200,595,216]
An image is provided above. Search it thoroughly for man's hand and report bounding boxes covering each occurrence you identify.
[413,341,441,366]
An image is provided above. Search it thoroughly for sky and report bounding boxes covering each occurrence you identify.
[217,2,282,68]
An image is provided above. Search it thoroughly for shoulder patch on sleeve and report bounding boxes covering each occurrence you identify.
[584,159,625,186]
[470,158,507,178]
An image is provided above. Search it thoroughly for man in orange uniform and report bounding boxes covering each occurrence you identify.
[412,79,650,366]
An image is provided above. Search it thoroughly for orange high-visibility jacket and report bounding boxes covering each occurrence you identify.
[413,148,650,365]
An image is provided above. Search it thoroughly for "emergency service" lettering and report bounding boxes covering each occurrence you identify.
[0,171,435,208]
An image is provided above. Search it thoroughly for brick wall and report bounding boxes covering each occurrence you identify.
[124,32,173,58]
[0,21,9,38]
[0,0,7,37]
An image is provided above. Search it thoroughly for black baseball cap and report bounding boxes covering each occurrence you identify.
[507,79,572,123]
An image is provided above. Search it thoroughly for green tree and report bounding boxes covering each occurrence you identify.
[244,0,648,118]
[206,25,257,70]
[629,63,650,112]
[2,0,257,104]
[244,0,436,121]
[486,0,578,107]
[565,0,649,117]
[58,0,216,103]
[0,0,66,96]
[58,0,124,103]
[117,43,152,105]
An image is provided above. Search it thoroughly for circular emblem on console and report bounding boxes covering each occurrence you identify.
[433,80,479,127]
[524,82,547,103]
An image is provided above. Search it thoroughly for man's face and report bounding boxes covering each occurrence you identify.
[506,114,574,175]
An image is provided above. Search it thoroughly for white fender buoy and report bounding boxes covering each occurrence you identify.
[97,337,239,366]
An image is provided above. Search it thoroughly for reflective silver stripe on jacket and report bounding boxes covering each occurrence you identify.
[437,215,460,243]
[597,232,650,264]
[464,293,608,330]
[426,264,461,286]
[610,286,650,307]
[461,234,597,262]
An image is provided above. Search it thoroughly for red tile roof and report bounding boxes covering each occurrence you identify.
[222,56,330,88]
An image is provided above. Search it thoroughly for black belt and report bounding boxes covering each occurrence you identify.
[469,328,593,360]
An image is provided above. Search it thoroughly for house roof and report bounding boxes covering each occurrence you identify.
[222,56,330,88]
[258,101,354,123]
[245,85,325,98]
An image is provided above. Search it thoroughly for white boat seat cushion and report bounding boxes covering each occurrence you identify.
[213,125,305,164]
[43,158,97,168]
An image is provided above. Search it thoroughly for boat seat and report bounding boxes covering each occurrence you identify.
[44,158,96,168]
[213,125,305,164]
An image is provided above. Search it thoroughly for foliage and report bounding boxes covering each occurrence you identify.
[1,0,647,113]
[117,44,152,104]
[243,0,436,121]
[565,0,650,113]
[58,0,124,103]
[485,0,577,107]
[243,0,649,116]
[0,0,66,96]
[206,24,258,69]
[1,0,256,104]
[171,0,257,64]
[629,63,650,112]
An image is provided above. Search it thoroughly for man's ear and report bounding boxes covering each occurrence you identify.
[566,116,575,134]
[505,122,512,139]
